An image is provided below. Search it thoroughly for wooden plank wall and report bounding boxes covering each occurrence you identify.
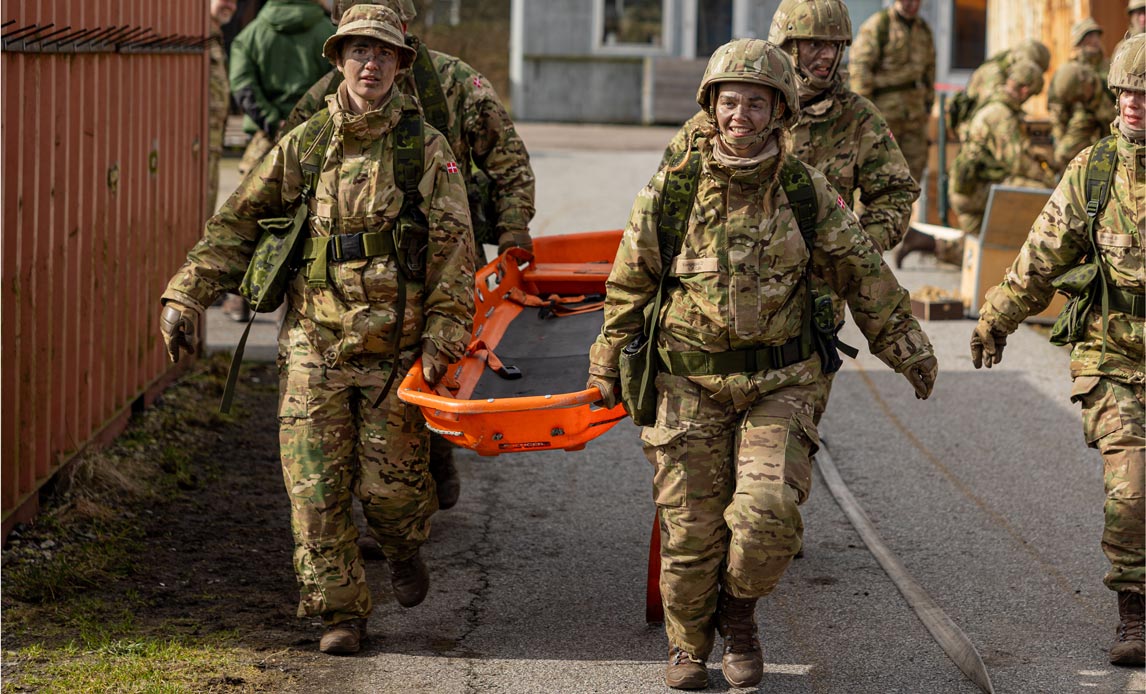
[1,0,207,535]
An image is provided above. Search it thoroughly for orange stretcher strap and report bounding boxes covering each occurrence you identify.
[504,287,605,318]
[466,339,523,380]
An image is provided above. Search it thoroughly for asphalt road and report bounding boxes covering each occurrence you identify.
[207,123,1144,694]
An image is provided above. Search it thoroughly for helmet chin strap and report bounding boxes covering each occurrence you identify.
[789,42,842,98]
[718,127,773,150]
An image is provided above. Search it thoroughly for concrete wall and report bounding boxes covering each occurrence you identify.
[519,57,645,122]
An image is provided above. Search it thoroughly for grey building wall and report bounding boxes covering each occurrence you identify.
[520,58,645,123]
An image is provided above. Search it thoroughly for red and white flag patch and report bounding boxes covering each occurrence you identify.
[837,195,846,209]
[446,161,460,174]
[472,76,482,88]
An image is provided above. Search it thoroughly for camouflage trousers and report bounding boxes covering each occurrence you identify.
[1070,376,1145,593]
[238,129,274,176]
[277,316,436,625]
[883,116,929,185]
[643,372,823,659]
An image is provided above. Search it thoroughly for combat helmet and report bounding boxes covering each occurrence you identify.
[323,4,416,68]
[1007,58,1045,95]
[1012,39,1051,72]
[697,39,799,128]
[333,0,416,24]
[1070,17,1103,47]
[768,0,852,46]
[1109,32,1146,92]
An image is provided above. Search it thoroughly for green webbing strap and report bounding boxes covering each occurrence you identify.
[1083,136,1118,364]
[657,336,806,376]
[412,42,450,136]
[302,232,395,261]
[394,111,424,204]
[781,158,827,362]
[658,143,702,274]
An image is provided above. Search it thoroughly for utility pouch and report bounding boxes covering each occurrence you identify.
[239,205,308,313]
[393,208,429,281]
[1049,264,1099,346]
[467,169,498,247]
[811,293,843,375]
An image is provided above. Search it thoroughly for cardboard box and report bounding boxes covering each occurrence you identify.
[911,298,965,321]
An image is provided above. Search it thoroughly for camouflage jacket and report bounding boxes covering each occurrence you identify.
[950,95,1056,216]
[1048,52,1117,168]
[662,85,918,253]
[589,136,932,400]
[282,36,535,238]
[208,23,230,159]
[849,7,935,123]
[980,132,1144,383]
[163,87,476,367]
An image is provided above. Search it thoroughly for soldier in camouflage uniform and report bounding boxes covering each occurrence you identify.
[971,33,1145,668]
[588,39,937,690]
[1119,0,1146,51]
[207,0,236,215]
[946,59,1056,264]
[285,0,536,513]
[663,0,918,427]
[849,0,935,185]
[955,39,1051,142]
[160,5,476,656]
[1049,18,1118,170]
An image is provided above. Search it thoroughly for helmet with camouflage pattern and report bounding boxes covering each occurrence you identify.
[333,0,417,24]
[323,4,416,68]
[1007,58,1044,95]
[1070,17,1103,47]
[1109,32,1146,92]
[1012,39,1050,72]
[767,0,852,47]
[697,39,799,127]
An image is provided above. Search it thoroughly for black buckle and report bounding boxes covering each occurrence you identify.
[331,233,364,262]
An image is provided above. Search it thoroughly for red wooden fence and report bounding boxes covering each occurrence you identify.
[2,1,208,536]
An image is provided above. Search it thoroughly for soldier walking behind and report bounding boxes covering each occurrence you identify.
[1048,18,1117,170]
[970,34,1145,668]
[283,0,536,514]
[588,39,937,690]
[206,0,236,215]
[849,0,935,186]
[160,5,476,655]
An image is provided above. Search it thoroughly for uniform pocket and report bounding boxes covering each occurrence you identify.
[1070,376,1124,444]
[639,424,689,507]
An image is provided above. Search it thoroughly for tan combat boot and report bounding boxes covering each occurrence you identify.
[664,645,708,690]
[388,551,430,608]
[1110,591,1145,666]
[716,591,763,688]
[319,617,368,655]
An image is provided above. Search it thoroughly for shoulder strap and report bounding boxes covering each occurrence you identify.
[299,108,335,197]
[656,140,702,277]
[1083,135,1118,364]
[393,109,425,205]
[411,42,450,136]
[779,158,818,250]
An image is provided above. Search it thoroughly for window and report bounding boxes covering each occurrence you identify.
[601,0,666,47]
[952,0,987,70]
[696,0,733,57]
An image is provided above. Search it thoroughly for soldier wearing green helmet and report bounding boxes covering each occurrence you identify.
[589,37,936,691]
[1114,0,1146,60]
[948,39,1051,142]
[972,32,1145,668]
[281,0,537,514]
[1048,17,1117,168]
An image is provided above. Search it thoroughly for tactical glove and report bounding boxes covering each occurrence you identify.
[586,374,619,409]
[421,338,450,386]
[160,301,199,363]
[970,321,1007,369]
[903,354,938,400]
[497,230,534,256]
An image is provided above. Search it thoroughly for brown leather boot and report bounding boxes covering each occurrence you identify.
[388,551,429,608]
[1110,591,1145,666]
[664,645,708,690]
[716,591,763,688]
[429,434,460,510]
[892,227,937,269]
[319,617,368,655]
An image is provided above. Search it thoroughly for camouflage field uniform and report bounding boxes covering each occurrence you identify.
[162,86,476,625]
[849,6,935,183]
[959,41,1050,141]
[977,128,1144,595]
[1049,51,1117,169]
[590,131,934,659]
[282,36,535,255]
[207,21,230,215]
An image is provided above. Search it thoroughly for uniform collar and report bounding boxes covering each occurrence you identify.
[327,84,410,139]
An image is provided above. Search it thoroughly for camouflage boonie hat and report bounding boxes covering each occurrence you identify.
[332,0,417,24]
[1012,39,1050,72]
[323,4,416,68]
[1129,0,1145,13]
[1109,32,1146,92]
[768,0,852,46]
[1070,17,1103,47]
[697,39,799,125]
[1007,58,1044,94]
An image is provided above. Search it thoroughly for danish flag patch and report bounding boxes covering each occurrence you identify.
[446,161,460,174]
[472,76,482,88]
[888,129,896,142]
[837,195,846,209]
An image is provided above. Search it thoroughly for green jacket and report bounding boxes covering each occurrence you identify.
[229,0,334,137]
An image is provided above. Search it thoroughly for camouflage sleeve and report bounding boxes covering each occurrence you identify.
[853,98,920,250]
[420,130,477,361]
[228,34,280,135]
[806,168,932,371]
[454,60,536,237]
[279,71,341,144]
[588,172,667,377]
[659,111,709,171]
[923,25,937,111]
[163,134,308,311]
[979,151,1091,334]
[847,15,879,98]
